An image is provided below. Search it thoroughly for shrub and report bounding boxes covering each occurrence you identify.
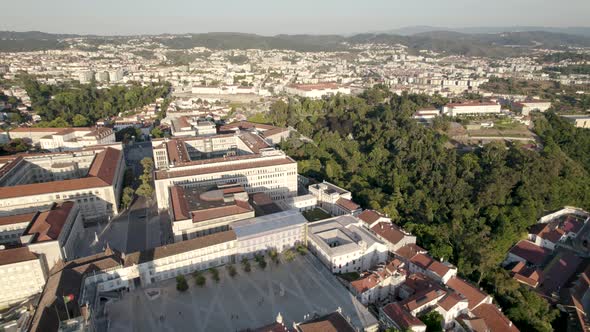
[176,275,188,292]
[296,244,307,255]
[226,264,237,277]
[193,272,206,287]
[209,268,220,283]
[283,249,296,262]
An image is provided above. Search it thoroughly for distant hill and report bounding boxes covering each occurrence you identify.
[383,26,590,37]
[1,29,590,57]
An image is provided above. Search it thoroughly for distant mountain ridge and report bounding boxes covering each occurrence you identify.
[382,26,590,37]
[1,28,590,57]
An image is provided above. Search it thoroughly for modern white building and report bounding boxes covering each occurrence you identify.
[442,101,501,117]
[561,115,590,128]
[516,100,551,116]
[284,83,351,99]
[233,209,307,260]
[307,215,388,274]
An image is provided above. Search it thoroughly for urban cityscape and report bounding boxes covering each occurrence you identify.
[0,2,589,332]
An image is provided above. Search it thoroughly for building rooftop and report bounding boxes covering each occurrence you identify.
[471,304,519,332]
[0,246,38,266]
[124,230,237,266]
[233,210,307,239]
[446,277,489,310]
[0,147,122,199]
[381,302,426,330]
[169,185,252,222]
[509,240,552,266]
[22,201,75,243]
[308,215,384,257]
[297,311,355,332]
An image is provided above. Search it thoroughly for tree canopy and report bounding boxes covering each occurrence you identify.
[20,76,170,126]
[273,87,589,331]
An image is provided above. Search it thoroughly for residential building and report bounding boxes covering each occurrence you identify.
[307,215,388,274]
[349,259,406,305]
[504,240,551,267]
[379,302,426,332]
[408,253,457,284]
[358,210,417,252]
[308,181,361,216]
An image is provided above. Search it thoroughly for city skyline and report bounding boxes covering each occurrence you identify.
[1,0,590,36]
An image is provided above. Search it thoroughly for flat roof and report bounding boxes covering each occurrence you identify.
[233,210,307,239]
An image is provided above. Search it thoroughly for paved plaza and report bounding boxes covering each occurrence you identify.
[106,254,377,331]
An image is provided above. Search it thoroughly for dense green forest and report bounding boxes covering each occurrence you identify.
[20,77,170,126]
[268,87,590,331]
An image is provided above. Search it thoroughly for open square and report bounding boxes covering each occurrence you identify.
[106,254,377,331]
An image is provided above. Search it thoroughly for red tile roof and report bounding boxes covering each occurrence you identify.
[438,292,465,311]
[381,303,425,330]
[446,277,489,310]
[335,197,360,212]
[472,304,519,332]
[395,243,427,261]
[357,210,383,225]
[509,240,551,266]
[23,202,75,242]
[0,246,38,265]
[191,202,253,223]
[0,211,37,226]
[297,311,355,332]
[170,186,190,221]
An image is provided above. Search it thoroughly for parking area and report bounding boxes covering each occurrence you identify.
[106,254,377,331]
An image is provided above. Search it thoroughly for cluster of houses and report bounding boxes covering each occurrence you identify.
[503,207,590,331]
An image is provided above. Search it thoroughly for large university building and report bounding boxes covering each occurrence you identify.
[152,133,298,212]
[0,145,125,222]
[9,127,115,151]
[0,201,84,308]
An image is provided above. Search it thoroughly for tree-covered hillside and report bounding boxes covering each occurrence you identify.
[268,87,589,331]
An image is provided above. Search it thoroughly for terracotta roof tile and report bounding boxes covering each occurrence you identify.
[446,277,489,310]
[23,201,75,242]
[0,246,38,265]
[472,304,519,332]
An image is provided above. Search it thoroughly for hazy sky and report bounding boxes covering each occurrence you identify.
[1,0,589,36]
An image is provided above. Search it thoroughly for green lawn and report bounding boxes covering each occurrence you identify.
[302,208,332,222]
[247,112,271,124]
